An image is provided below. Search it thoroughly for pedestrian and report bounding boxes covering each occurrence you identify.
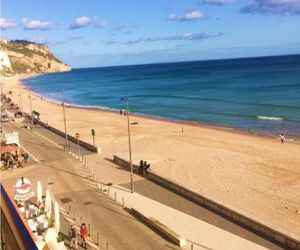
[120,109,122,115]
[139,160,144,174]
[280,133,285,143]
[23,152,30,162]
[79,223,88,249]
[69,224,78,249]
[144,163,151,175]
[181,127,184,133]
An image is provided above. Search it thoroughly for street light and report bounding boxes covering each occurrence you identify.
[121,97,134,193]
[18,85,23,112]
[58,90,68,147]
[28,90,33,125]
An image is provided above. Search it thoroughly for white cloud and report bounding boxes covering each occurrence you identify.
[0,18,16,29]
[22,18,54,30]
[69,16,107,29]
[121,32,221,45]
[168,10,204,22]
[70,16,93,29]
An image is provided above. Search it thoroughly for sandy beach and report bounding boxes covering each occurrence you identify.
[2,74,300,236]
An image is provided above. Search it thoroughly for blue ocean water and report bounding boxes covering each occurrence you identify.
[23,55,300,137]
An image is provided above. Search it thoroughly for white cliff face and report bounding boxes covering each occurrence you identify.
[0,51,12,69]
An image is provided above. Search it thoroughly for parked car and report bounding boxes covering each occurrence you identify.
[1,114,9,122]
[14,111,23,118]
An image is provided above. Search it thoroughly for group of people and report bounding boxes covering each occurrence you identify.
[0,151,29,169]
[69,223,89,249]
[119,109,127,116]
[139,160,151,175]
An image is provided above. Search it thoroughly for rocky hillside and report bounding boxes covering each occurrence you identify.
[0,39,71,76]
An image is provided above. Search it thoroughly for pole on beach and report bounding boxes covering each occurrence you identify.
[121,98,134,193]
[76,133,81,158]
[91,128,96,146]
[61,89,68,148]
[28,90,33,125]
[18,85,23,112]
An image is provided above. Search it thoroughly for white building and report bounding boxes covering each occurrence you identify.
[0,51,12,69]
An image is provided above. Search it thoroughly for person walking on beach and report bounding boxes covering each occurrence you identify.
[79,223,88,249]
[280,133,285,143]
[69,224,78,249]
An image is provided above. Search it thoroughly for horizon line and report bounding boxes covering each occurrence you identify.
[72,53,300,70]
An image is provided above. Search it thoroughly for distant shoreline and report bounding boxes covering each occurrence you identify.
[19,73,299,144]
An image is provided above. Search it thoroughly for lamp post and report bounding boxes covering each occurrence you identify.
[121,98,134,193]
[28,90,33,125]
[60,90,68,147]
[18,86,23,112]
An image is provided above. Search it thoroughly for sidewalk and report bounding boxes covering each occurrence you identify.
[1,116,282,250]
[31,123,283,250]
[100,184,274,250]
[1,119,180,250]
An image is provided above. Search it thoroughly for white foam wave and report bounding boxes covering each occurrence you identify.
[256,115,283,121]
[64,102,119,112]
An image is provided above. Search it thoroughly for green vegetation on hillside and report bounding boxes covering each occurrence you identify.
[1,42,33,56]
[0,39,70,76]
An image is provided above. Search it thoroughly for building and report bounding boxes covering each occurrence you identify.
[0,51,12,69]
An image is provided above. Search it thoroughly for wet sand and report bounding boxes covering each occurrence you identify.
[2,74,300,237]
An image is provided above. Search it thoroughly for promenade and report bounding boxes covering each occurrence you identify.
[1,117,283,250]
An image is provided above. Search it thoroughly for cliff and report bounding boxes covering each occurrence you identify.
[0,39,71,76]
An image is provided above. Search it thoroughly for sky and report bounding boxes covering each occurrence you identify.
[1,0,300,68]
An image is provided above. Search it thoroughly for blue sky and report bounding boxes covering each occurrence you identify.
[1,0,300,68]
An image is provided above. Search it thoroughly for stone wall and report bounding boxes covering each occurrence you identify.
[113,155,300,250]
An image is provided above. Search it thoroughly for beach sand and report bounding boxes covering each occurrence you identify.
[2,74,300,236]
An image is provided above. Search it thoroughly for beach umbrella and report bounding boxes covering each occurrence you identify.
[37,181,43,204]
[45,189,52,219]
[54,201,60,235]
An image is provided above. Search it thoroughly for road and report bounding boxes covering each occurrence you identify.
[1,119,180,250]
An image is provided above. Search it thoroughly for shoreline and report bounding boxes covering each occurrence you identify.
[3,73,300,236]
[20,74,299,144]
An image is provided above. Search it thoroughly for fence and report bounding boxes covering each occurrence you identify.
[113,155,300,250]
[37,120,100,153]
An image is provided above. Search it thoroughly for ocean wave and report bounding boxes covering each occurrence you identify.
[63,102,119,112]
[256,115,283,121]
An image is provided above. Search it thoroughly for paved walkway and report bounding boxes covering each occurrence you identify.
[1,120,180,250]
[1,116,283,250]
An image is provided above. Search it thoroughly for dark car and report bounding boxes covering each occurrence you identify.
[14,112,23,118]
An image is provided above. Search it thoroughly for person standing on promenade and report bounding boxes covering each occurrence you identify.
[139,160,144,174]
[280,133,285,143]
[143,161,150,175]
[69,224,78,249]
[80,223,88,249]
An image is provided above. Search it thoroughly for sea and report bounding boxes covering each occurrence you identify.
[23,54,300,138]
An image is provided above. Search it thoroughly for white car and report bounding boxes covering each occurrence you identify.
[1,114,9,122]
